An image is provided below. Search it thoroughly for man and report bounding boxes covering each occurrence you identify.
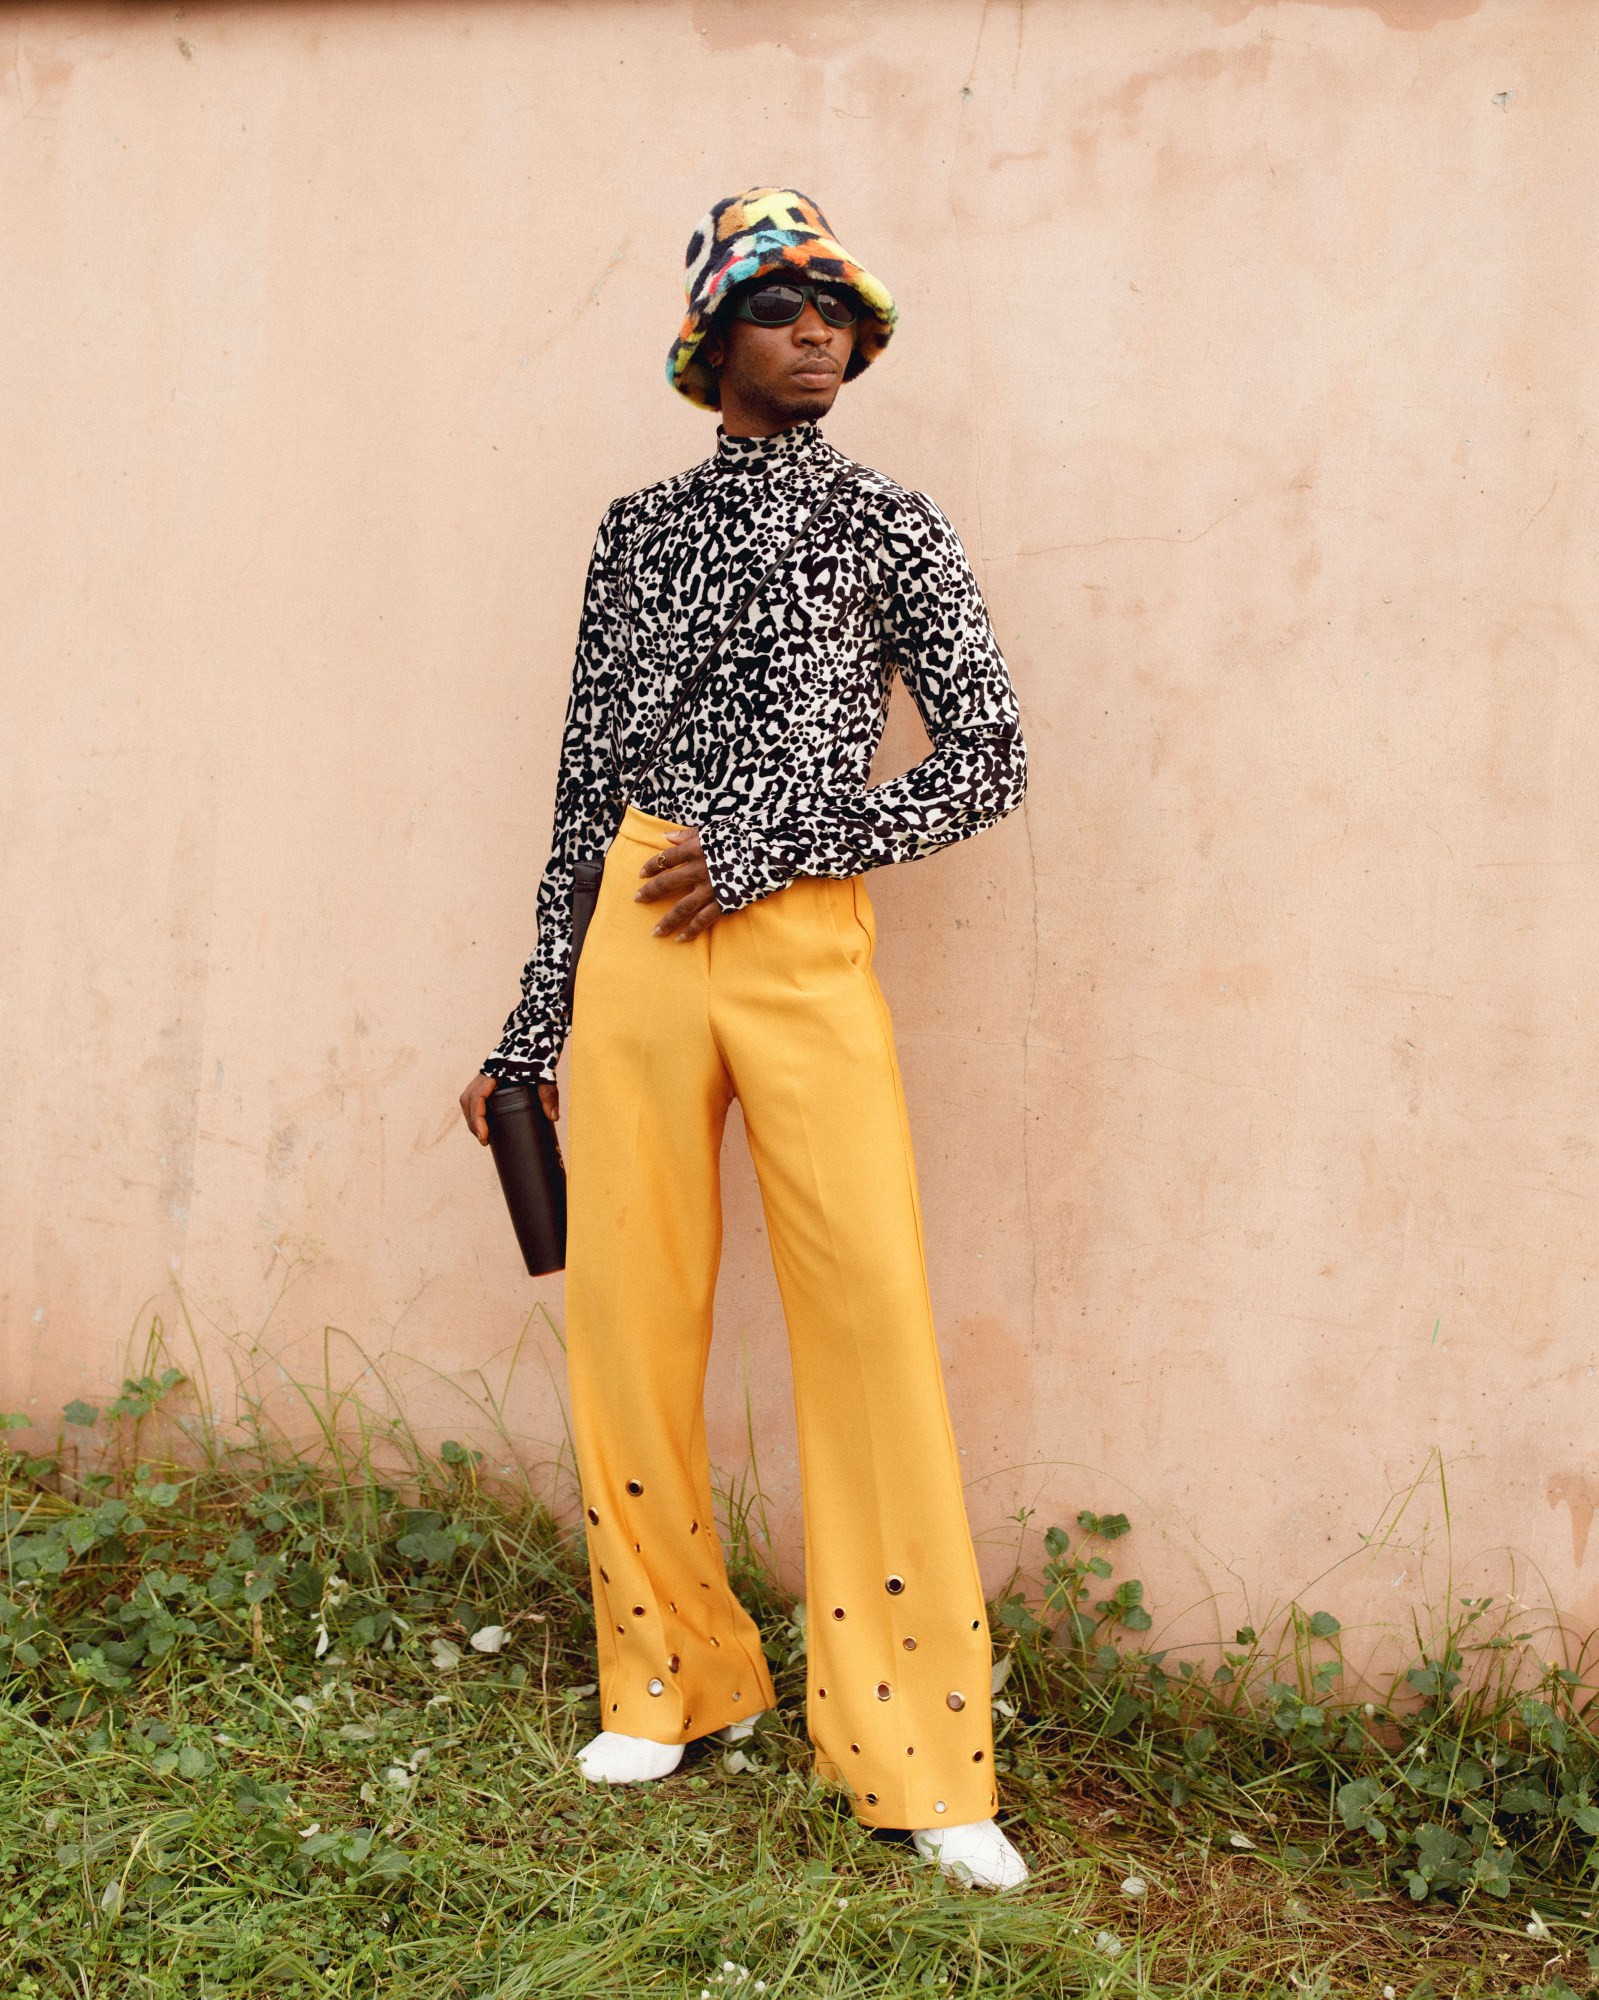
[460,189,1028,1890]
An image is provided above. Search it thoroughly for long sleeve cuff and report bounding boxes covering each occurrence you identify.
[698,817,803,913]
[480,1021,564,1087]
[481,1055,555,1086]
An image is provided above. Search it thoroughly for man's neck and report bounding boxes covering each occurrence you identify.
[716,394,825,439]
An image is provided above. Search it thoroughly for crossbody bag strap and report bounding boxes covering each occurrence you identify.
[562,460,860,1018]
[621,461,861,793]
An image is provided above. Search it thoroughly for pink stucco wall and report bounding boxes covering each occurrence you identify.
[4,0,1595,1673]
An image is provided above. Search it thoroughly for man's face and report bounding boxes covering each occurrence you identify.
[705,278,860,426]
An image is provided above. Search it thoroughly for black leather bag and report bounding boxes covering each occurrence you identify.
[484,1080,566,1277]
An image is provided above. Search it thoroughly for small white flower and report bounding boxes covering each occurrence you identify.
[1228,1831,1256,1849]
[1526,1909,1553,1939]
[291,1694,315,1712]
[384,1764,413,1788]
[469,1625,507,1654]
[1383,1987,1396,1998]
[298,1823,321,1840]
[1120,1875,1147,1898]
[314,1624,331,1658]
[836,1895,847,1908]
[1094,1930,1123,1956]
[429,1637,463,1672]
[755,1985,767,1994]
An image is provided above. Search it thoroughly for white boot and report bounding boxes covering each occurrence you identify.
[575,1731,684,1784]
[912,1818,1029,1889]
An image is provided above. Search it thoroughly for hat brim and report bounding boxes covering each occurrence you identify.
[667,235,896,410]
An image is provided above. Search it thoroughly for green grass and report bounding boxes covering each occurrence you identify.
[3,1331,1598,1997]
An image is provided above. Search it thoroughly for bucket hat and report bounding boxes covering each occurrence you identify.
[666,187,897,410]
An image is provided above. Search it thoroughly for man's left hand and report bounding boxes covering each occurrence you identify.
[634,827,725,941]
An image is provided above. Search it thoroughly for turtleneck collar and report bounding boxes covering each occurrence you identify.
[713,419,826,473]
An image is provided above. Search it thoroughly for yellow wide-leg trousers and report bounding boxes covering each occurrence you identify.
[565,804,997,1830]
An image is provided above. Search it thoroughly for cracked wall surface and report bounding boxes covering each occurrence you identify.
[2,0,1596,1669]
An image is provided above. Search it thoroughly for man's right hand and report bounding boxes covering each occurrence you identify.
[459,1071,560,1145]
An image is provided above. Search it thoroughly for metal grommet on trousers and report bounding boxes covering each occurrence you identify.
[564,804,998,1830]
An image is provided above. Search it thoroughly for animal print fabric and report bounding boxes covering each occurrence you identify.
[481,419,1027,1086]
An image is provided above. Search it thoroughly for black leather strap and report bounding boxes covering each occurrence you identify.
[622,462,860,792]
[562,460,860,1019]
[562,857,605,1013]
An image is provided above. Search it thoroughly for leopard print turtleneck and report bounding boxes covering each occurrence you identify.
[482,419,1027,1085]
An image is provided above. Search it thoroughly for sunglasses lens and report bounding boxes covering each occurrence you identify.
[738,283,862,328]
[745,285,805,324]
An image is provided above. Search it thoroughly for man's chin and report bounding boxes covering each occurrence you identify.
[772,379,843,420]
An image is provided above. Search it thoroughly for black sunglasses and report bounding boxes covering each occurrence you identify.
[730,281,862,330]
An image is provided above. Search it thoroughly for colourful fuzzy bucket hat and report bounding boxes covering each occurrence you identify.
[667,187,897,410]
